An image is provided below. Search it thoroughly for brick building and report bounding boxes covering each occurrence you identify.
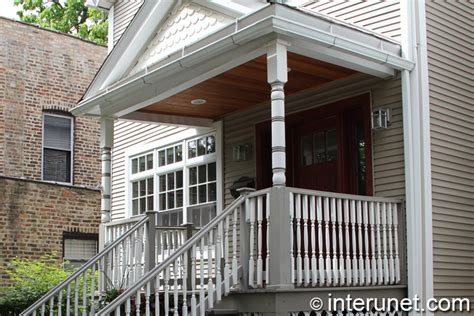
[0,17,107,285]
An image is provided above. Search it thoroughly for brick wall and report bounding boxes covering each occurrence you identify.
[0,178,100,285]
[0,17,106,187]
[0,18,106,286]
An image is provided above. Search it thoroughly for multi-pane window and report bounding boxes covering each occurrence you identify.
[129,133,218,219]
[131,153,153,174]
[158,170,183,210]
[188,135,215,158]
[189,162,217,205]
[158,144,183,167]
[42,113,73,183]
[131,177,154,216]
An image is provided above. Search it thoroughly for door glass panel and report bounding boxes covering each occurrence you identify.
[301,135,313,166]
[326,128,338,161]
[313,132,326,163]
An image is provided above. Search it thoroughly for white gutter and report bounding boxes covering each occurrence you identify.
[73,5,414,117]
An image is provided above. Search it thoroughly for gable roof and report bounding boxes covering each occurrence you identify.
[75,2,413,118]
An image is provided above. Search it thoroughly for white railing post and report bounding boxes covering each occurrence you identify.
[237,188,254,290]
[145,211,157,274]
[268,186,292,288]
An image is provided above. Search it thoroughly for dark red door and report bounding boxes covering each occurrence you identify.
[256,94,372,195]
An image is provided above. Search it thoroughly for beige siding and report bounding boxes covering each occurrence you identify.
[302,0,401,41]
[223,74,405,206]
[113,0,143,45]
[426,0,474,305]
[111,120,188,220]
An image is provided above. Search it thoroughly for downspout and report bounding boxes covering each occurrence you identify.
[400,0,434,313]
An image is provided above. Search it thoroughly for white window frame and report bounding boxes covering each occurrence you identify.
[41,112,74,185]
[124,123,223,223]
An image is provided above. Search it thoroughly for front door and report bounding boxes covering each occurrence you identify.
[256,94,372,195]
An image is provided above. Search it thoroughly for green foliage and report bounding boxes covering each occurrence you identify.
[0,254,72,315]
[14,0,108,45]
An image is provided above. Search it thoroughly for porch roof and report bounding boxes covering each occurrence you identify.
[72,3,414,122]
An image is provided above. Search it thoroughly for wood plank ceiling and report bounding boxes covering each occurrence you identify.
[138,52,356,119]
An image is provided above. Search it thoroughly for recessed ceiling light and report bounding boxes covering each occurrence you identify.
[191,98,207,105]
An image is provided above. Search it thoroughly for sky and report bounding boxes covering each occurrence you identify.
[0,0,18,19]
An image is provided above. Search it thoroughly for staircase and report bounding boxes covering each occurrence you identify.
[20,192,259,316]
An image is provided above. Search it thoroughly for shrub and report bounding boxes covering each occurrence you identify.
[0,253,72,315]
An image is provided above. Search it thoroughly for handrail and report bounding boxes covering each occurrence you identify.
[98,195,246,315]
[21,216,149,316]
[288,187,403,203]
[102,214,145,227]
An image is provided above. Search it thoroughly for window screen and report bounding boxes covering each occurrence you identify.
[43,114,73,183]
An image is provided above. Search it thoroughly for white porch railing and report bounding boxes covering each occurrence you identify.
[289,188,403,287]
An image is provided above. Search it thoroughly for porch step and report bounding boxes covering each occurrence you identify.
[207,309,239,316]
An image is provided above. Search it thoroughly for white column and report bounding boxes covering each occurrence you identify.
[100,117,114,223]
[267,40,288,187]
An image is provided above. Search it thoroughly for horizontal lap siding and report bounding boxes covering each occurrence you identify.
[113,0,143,45]
[426,0,474,306]
[111,120,188,220]
[223,74,404,207]
[302,0,401,41]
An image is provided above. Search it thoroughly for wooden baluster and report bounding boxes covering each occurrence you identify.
[89,264,95,316]
[154,275,160,316]
[49,297,53,316]
[350,199,358,285]
[324,197,332,286]
[41,303,45,316]
[173,260,179,316]
[265,193,271,285]
[199,238,205,316]
[145,282,151,316]
[317,196,324,286]
[248,197,255,287]
[382,202,389,284]
[296,194,303,286]
[344,199,352,285]
[125,297,131,316]
[66,282,71,316]
[289,192,295,284]
[369,202,377,285]
[232,208,238,285]
[191,244,197,316]
[82,270,87,316]
[375,202,383,285]
[310,196,317,286]
[207,230,214,309]
[330,198,338,285]
[357,200,365,285]
[215,222,222,302]
[182,252,189,316]
[165,266,170,316]
[58,289,62,316]
[337,199,344,285]
[393,203,400,283]
[223,216,230,295]
[387,203,395,284]
[74,277,79,316]
[363,201,371,285]
[135,288,141,316]
[302,195,310,286]
[257,196,264,287]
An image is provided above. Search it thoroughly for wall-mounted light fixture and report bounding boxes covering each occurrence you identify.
[371,107,391,130]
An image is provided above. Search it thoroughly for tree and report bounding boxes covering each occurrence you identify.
[14,0,108,45]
